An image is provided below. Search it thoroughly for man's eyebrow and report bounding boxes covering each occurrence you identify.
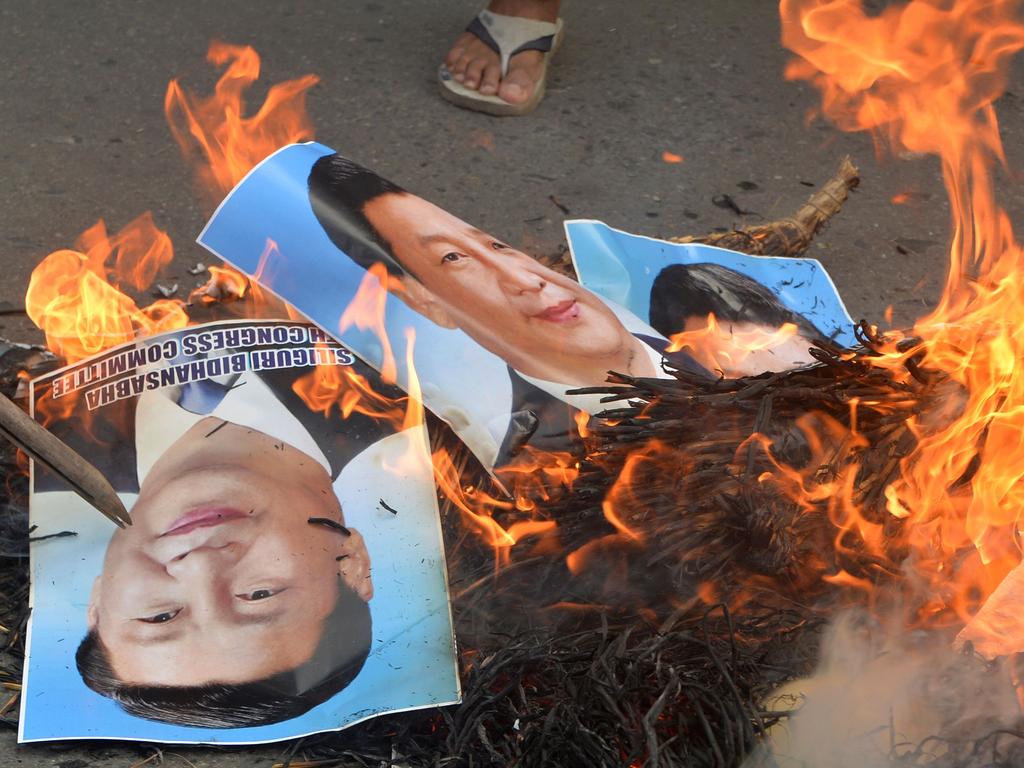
[235,609,287,626]
[124,610,286,644]
[417,227,489,248]
[129,629,186,646]
[417,233,454,247]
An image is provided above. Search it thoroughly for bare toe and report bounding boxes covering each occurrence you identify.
[463,57,487,90]
[445,31,476,69]
[498,51,544,104]
[451,52,473,82]
[479,62,502,96]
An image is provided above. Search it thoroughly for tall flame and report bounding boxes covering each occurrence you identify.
[781,0,1024,636]
[28,42,320,365]
[165,41,319,201]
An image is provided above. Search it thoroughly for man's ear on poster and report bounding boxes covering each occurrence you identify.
[391,274,458,330]
[87,576,102,630]
[334,527,374,602]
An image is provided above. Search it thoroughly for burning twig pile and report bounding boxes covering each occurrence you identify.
[567,323,925,597]
[1,325,1021,766]
[253,327,1013,767]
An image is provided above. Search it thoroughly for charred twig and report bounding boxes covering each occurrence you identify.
[307,517,351,536]
[26,530,77,543]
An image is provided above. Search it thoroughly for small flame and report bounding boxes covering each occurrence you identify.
[291,348,407,426]
[337,263,399,383]
[668,313,805,376]
[26,215,187,363]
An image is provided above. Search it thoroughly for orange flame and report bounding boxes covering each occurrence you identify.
[338,262,399,383]
[26,215,187,363]
[291,350,407,427]
[781,0,1024,639]
[29,42,320,366]
[668,313,808,376]
[165,41,319,201]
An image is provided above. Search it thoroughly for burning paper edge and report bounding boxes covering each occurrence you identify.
[195,142,309,248]
[17,319,463,745]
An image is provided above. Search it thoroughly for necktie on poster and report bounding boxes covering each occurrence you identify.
[21,319,459,745]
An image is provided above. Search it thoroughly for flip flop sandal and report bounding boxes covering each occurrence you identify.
[438,9,565,117]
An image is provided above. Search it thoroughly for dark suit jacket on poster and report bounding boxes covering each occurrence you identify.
[35,360,402,494]
[493,334,709,467]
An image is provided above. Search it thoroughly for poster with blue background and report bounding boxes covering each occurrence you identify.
[22,320,458,744]
[565,220,856,351]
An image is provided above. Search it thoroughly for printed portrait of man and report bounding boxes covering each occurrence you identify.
[306,154,712,466]
[34,328,401,729]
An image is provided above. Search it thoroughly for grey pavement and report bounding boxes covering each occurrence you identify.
[2,0,1023,765]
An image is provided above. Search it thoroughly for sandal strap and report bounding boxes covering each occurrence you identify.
[465,10,558,77]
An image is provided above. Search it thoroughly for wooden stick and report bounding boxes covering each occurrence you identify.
[533,156,860,278]
[0,394,131,528]
[670,156,861,256]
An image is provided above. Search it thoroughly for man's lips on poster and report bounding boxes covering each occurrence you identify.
[533,299,581,323]
[162,506,249,537]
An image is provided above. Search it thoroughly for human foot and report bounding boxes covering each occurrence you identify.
[443,0,561,106]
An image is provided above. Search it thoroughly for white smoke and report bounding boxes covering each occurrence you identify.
[744,611,1020,768]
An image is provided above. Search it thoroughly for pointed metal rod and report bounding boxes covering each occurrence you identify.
[0,393,131,528]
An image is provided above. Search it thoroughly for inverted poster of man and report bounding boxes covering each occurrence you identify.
[21,319,459,744]
[565,220,856,376]
[199,144,724,471]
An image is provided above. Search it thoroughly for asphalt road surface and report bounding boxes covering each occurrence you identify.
[2,0,1023,765]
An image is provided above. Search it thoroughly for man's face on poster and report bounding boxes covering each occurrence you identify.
[362,192,632,380]
[88,422,372,686]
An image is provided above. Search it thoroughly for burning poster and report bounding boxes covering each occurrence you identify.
[21,319,459,744]
[197,144,715,471]
[565,219,857,376]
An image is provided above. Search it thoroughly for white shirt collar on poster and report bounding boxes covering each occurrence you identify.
[134,371,332,486]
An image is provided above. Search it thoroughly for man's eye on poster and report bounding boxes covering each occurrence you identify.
[22,320,458,743]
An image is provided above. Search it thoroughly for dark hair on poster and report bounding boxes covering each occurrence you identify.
[649,262,824,341]
[308,154,410,279]
[76,580,371,728]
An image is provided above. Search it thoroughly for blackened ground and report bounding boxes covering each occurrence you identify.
[4,0,1024,765]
